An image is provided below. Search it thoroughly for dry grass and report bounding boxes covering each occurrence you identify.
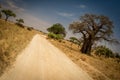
[48,38,120,80]
[0,19,120,80]
[0,19,43,76]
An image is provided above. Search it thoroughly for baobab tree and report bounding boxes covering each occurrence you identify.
[69,14,117,54]
[2,9,16,21]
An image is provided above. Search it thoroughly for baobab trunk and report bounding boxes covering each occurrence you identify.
[81,38,93,55]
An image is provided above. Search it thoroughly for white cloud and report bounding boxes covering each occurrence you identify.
[77,4,86,9]
[57,12,74,17]
[2,0,25,12]
[1,0,51,32]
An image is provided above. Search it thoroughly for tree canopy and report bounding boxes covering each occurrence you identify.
[47,23,66,37]
[16,18,24,24]
[69,14,116,54]
[69,37,81,44]
[2,9,16,21]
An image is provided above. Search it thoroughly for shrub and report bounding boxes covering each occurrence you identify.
[95,46,114,58]
[27,27,33,31]
[56,34,63,39]
[48,33,63,40]
[16,23,25,28]
[16,18,24,24]
[48,32,56,39]
[115,53,120,59]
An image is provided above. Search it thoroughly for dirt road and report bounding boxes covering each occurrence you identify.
[0,34,93,80]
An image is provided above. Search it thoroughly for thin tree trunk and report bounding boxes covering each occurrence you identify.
[5,16,9,21]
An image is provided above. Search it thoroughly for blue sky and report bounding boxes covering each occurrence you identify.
[0,0,120,53]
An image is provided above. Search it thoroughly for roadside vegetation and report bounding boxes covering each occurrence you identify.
[47,23,66,40]
[0,5,119,80]
[16,18,24,28]
[1,9,16,21]
[94,46,114,58]
[69,14,119,55]
[0,6,43,76]
[0,19,37,76]
[48,38,120,80]
[47,14,120,80]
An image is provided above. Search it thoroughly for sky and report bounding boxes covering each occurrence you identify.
[0,0,120,53]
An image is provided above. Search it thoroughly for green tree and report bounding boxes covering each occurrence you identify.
[47,23,66,37]
[16,18,24,24]
[69,37,81,47]
[69,14,117,54]
[95,46,114,58]
[2,9,16,21]
[16,18,24,27]
[69,37,78,43]
[48,32,63,40]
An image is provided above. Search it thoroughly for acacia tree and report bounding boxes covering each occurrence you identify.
[16,18,24,27]
[2,9,16,21]
[16,18,24,24]
[69,37,81,47]
[69,37,78,43]
[47,23,66,37]
[69,14,117,54]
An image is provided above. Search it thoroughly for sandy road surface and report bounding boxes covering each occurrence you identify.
[0,34,93,80]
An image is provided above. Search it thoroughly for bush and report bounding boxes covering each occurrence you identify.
[95,46,114,58]
[115,53,120,59]
[16,23,25,28]
[48,33,63,40]
[27,27,33,31]
[56,34,64,39]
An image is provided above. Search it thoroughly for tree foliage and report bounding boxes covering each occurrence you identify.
[95,46,114,58]
[115,53,120,59]
[70,37,78,42]
[70,37,81,44]
[48,32,63,40]
[47,23,66,37]
[2,9,16,21]
[69,37,81,47]
[69,14,116,54]
[16,18,24,27]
